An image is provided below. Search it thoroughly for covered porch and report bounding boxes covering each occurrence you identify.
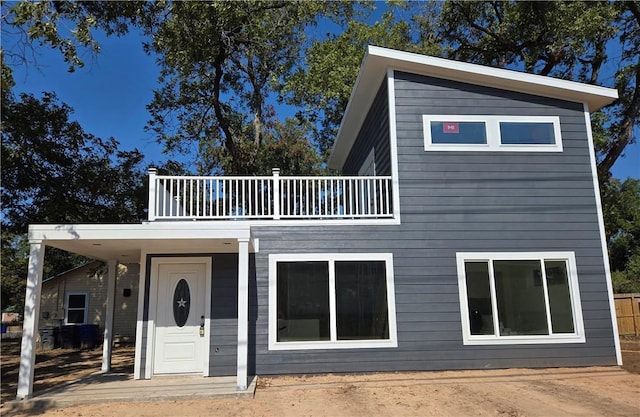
[16,222,257,400]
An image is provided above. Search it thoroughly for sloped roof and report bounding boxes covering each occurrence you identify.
[328,45,619,170]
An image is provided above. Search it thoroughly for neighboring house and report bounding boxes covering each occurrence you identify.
[17,46,621,400]
[39,261,139,346]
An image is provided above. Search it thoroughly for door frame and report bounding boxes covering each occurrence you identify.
[148,256,212,377]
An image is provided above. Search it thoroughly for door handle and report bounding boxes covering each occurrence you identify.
[199,315,205,337]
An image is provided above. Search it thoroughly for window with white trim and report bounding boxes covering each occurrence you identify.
[269,253,397,350]
[423,115,562,152]
[65,292,88,324]
[456,252,585,345]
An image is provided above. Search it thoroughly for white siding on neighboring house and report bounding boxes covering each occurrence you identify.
[39,262,139,345]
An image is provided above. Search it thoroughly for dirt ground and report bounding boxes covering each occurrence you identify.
[2,337,639,417]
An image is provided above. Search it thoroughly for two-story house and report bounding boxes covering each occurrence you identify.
[17,45,621,400]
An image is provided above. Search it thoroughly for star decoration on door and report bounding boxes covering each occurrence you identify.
[177,298,187,308]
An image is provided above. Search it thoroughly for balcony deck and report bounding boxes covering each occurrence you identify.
[148,169,394,222]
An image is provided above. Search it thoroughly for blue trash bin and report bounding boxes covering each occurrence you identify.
[79,324,99,349]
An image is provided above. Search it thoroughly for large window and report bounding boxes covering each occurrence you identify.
[456,252,585,345]
[423,115,562,152]
[269,253,397,350]
[65,292,88,324]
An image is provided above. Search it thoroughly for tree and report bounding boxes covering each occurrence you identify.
[0,87,152,311]
[283,2,442,158]
[431,0,639,177]
[602,178,640,293]
[288,1,639,290]
[142,1,357,174]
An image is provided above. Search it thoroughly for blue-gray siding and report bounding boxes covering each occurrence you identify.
[139,71,616,377]
[247,72,616,375]
[342,80,391,176]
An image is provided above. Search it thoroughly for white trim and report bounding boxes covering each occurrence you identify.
[236,238,250,390]
[423,115,563,152]
[17,241,45,400]
[583,103,623,365]
[456,251,585,345]
[64,291,89,325]
[247,219,401,226]
[268,253,397,351]
[101,259,117,372]
[148,257,212,376]
[370,46,618,103]
[134,250,148,379]
[388,70,402,222]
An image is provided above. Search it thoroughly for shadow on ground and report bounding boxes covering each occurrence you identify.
[1,339,134,404]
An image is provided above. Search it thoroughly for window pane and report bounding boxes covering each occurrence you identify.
[545,261,575,333]
[335,261,389,340]
[277,262,330,342]
[500,122,556,145]
[464,262,495,335]
[67,310,85,324]
[493,260,548,336]
[430,121,487,144]
[68,294,86,309]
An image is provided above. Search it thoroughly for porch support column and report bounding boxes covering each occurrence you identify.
[101,259,118,372]
[236,238,250,390]
[16,240,45,400]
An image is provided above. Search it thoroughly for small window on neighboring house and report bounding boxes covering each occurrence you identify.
[423,115,562,152]
[269,253,398,350]
[457,252,585,345]
[65,292,88,324]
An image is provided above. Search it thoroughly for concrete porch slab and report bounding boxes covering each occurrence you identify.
[4,372,256,413]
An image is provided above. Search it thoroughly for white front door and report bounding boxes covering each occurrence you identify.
[153,262,206,374]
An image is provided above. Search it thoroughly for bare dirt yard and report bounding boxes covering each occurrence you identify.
[2,337,639,417]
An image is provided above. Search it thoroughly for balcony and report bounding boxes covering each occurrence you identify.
[147,168,394,221]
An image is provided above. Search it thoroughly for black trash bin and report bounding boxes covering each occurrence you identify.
[79,324,99,349]
[39,327,57,350]
[60,325,80,349]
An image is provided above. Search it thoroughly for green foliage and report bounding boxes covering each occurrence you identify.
[144,1,355,174]
[1,1,156,73]
[602,178,640,293]
[283,1,441,156]
[0,89,152,312]
[1,92,148,231]
[432,0,639,176]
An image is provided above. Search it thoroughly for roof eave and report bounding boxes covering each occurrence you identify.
[328,45,619,170]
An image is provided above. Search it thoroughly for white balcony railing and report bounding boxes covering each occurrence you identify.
[147,168,394,221]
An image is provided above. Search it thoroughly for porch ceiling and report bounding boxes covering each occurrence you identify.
[28,222,254,262]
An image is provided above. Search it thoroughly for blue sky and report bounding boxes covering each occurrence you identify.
[6,28,639,179]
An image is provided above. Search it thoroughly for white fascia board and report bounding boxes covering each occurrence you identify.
[328,50,386,170]
[28,222,251,242]
[329,45,619,170]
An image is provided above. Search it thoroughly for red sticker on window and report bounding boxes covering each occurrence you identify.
[443,122,459,133]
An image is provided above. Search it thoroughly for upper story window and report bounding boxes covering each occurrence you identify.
[423,115,562,152]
